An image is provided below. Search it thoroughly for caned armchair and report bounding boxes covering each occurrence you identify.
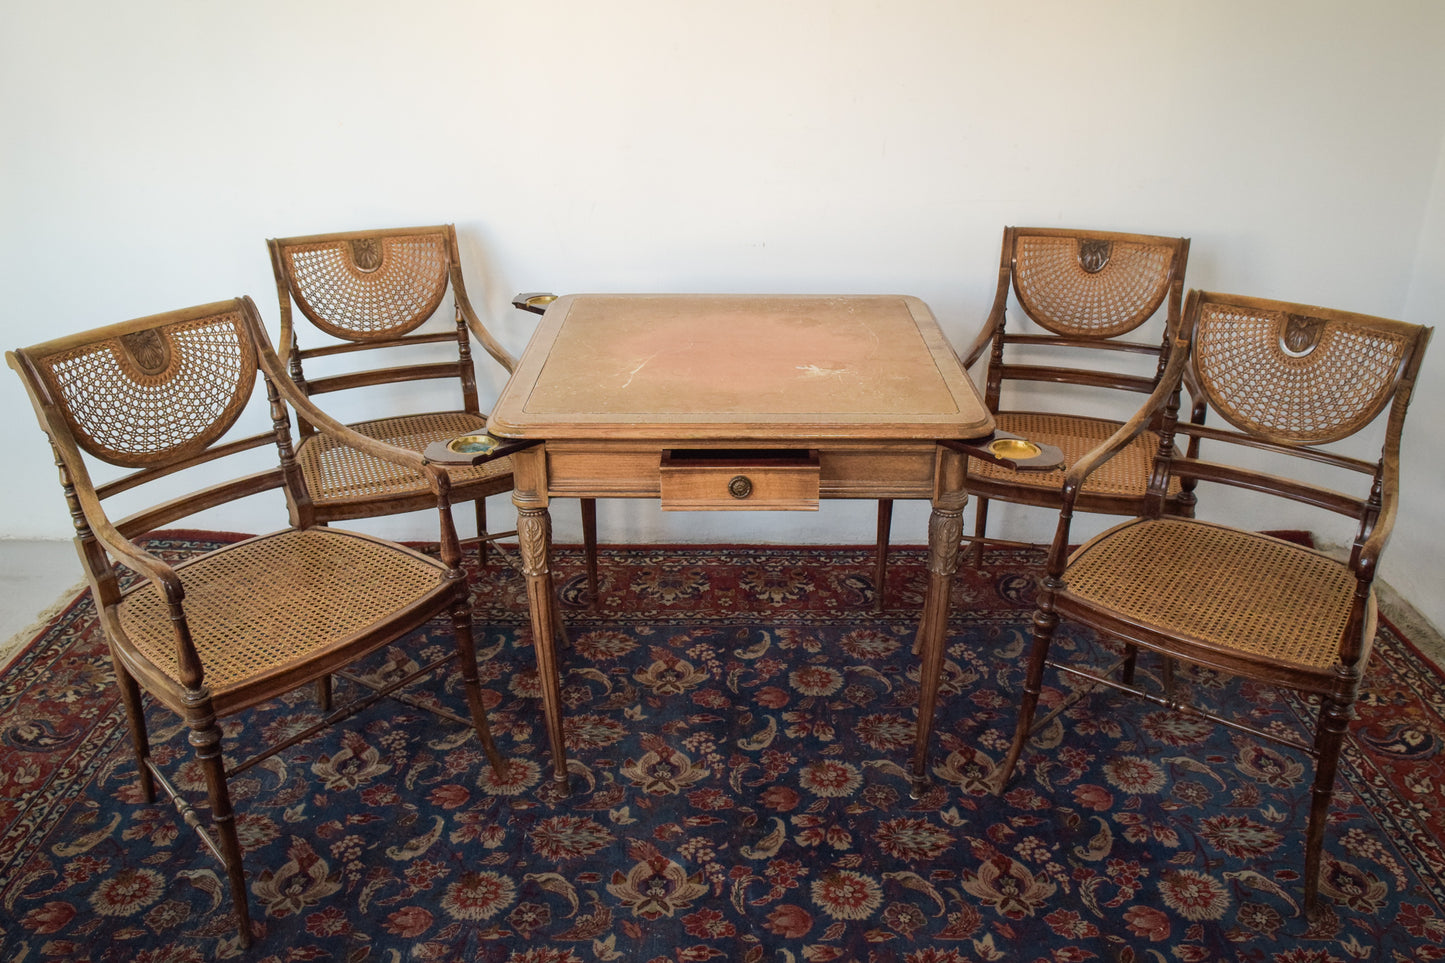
[875,228,1193,606]
[8,296,506,945]
[268,224,599,596]
[996,289,1432,911]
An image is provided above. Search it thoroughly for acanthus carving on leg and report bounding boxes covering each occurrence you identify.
[926,508,964,578]
[517,507,552,578]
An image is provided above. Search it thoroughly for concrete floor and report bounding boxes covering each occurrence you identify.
[0,539,86,665]
[2,536,1441,671]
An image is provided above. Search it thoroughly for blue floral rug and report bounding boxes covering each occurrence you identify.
[1,538,1442,962]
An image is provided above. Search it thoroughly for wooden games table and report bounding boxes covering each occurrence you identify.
[487,294,996,794]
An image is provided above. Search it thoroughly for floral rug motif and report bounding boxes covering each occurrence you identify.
[0,537,1443,962]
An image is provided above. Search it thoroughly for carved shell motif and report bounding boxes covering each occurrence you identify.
[118,328,172,376]
[1280,314,1325,357]
[349,237,384,272]
[1077,239,1112,274]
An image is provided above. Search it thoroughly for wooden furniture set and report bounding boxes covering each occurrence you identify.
[10,224,1432,940]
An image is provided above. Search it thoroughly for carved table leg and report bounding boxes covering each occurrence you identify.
[511,447,570,793]
[910,446,967,795]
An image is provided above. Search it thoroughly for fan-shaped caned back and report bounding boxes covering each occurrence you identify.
[279,232,451,341]
[1191,298,1414,444]
[1012,233,1176,338]
[31,305,258,468]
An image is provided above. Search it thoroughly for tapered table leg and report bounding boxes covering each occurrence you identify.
[910,446,967,795]
[511,446,570,793]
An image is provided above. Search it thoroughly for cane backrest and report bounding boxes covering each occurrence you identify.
[8,297,504,944]
[1189,296,1412,444]
[1007,230,1178,338]
[279,230,453,341]
[998,289,1431,911]
[12,302,284,563]
[32,307,258,469]
[1155,293,1426,542]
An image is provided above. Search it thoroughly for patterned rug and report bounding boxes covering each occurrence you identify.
[1,535,1442,962]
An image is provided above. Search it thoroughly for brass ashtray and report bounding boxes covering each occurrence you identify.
[988,438,1042,460]
[446,433,501,455]
[522,294,557,310]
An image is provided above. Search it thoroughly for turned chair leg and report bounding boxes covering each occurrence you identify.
[113,657,155,802]
[187,706,254,947]
[1121,646,1140,687]
[315,674,332,711]
[997,604,1059,790]
[581,498,599,603]
[1304,694,1351,912]
[451,600,507,779]
[971,496,991,568]
[475,497,490,569]
[874,499,893,612]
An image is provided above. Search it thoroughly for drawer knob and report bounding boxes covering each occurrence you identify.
[728,475,753,499]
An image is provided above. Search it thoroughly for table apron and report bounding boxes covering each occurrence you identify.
[541,443,943,500]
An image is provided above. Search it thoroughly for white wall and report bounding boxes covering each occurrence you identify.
[3,2,1442,624]
[1398,131,1445,623]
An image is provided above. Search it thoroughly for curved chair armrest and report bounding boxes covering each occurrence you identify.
[960,300,1008,373]
[1061,336,1191,507]
[456,286,519,374]
[1040,337,1191,576]
[38,418,209,685]
[246,301,437,483]
[49,429,185,602]
[960,257,1014,371]
[247,298,468,567]
[1353,461,1401,585]
[76,481,210,686]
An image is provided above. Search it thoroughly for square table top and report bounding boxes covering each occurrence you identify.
[488,294,993,441]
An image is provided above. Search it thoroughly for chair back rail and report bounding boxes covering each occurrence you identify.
[300,362,469,396]
[93,431,287,500]
[999,365,1158,393]
[298,330,462,360]
[111,469,288,540]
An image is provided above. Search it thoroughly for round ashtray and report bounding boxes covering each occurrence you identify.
[988,437,1042,460]
[524,294,558,310]
[447,434,500,455]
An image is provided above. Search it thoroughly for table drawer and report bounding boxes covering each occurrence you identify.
[660,449,820,510]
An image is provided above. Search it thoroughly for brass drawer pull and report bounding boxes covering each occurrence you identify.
[659,449,820,511]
